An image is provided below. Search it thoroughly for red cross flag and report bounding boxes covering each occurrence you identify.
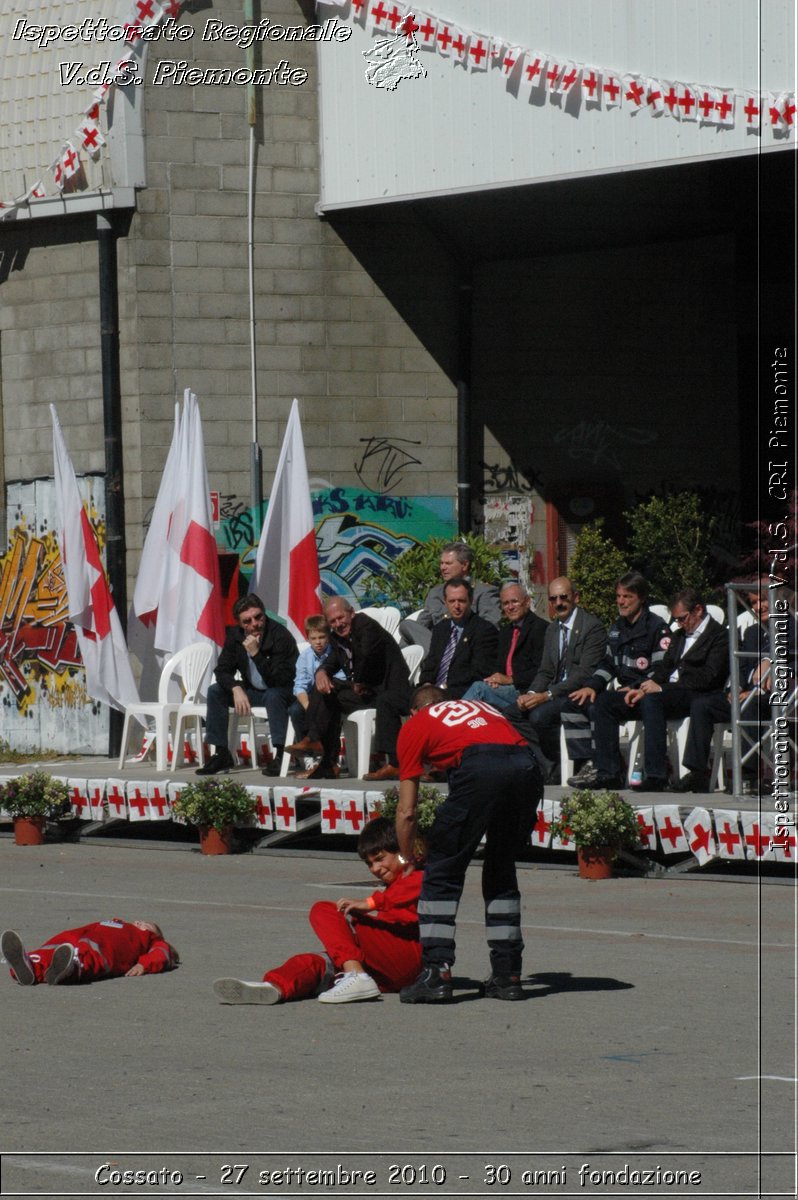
[148,782,171,821]
[677,84,698,120]
[87,782,106,821]
[131,0,165,28]
[246,785,274,831]
[715,90,735,126]
[126,782,152,822]
[449,25,468,66]
[713,809,744,859]
[467,33,489,71]
[106,779,128,819]
[51,406,140,717]
[488,38,505,69]
[323,789,365,835]
[413,12,437,50]
[653,805,689,853]
[697,86,720,124]
[531,798,554,848]
[742,92,762,130]
[272,786,300,832]
[771,823,797,863]
[741,812,775,861]
[251,399,321,641]
[581,66,602,105]
[498,45,522,78]
[645,78,665,115]
[603,72,622,107]
[545,60,562,91]
[662,82,681,119]
[634,806,656,850]
[367,0,391,33]
[683,807,718,866]
[623,74,645,112]
[76,119,106,159]
[556,61,580,94]
[67,779,90,820]
[60,142,80,179]
[29,181,46,199]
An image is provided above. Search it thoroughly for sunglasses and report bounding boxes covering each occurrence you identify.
[548,593,571,603]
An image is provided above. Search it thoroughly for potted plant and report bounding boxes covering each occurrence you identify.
[377,784,446,861]
[2,771,70,845]
[170,778,257,855]
[550,788,640,879]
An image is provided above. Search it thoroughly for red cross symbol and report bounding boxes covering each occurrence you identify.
[743,97,760,123]
[657,815,683,848]
[89,787,104,815]
[469,38,487,67]
[351,0,365,12]
[546,63,561,88]
[71,788,89,817]
[582,70,599,97]
[745,823,769,857]
[345,800,364,831]
[782,99,796,125]
[716,93,733,120]
[436,25,453,52]
[150,789,169,818]
[163,0,180,16]
[54,163,64,185]
[769,103,783,125]
[663,86,679,113]
[772,828,796,857]
[603,75,620,102]
[688,822,711,854]
[417,17,435,43]
[63,148,78,171]
[85,103,100,120]
[561,66,578,91]
[625,79,644,105]
[135,0,155,17]
[451,33,466,57]
[323,798,342,830]
[370,1,388,27]
[697,91,715,119]
[80,126,99,149]
[636,812,655,846]
[255,797,271,827]
[386,4,403,31]
[399,13,418,39]
[532,808,551,844]
[501,49,517,74]
[107,787,126,816]
[718,820,741,854]
[678,88,696,115]
[274,794,295,827]
[525,57,543,83]
[646,85,663,108]
[128,789,149,818]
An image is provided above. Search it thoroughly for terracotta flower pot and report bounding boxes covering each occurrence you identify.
[199,825,233,855]
[14,816,45,846]
[577,846,615,880]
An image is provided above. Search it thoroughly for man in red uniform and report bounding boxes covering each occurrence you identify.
[2,920,178,985]
[395,684,542,1003]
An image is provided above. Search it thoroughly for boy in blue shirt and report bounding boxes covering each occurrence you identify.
[285,615,346,775]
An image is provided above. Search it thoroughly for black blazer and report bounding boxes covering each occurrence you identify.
[651,616,729,693]
[496,611,548,692]
[419,612,499,698]
[529,607,606,697]
[214,619,298,693]
[322,613,410,699]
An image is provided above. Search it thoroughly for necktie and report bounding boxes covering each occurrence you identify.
[505,626,521,677]
[436,624,460,685]
[557,625,569,682]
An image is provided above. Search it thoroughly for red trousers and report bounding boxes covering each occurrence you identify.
[27,939,109,984]
[263,901,421,1001]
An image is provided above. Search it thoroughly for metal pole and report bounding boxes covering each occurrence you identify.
[244,0,262,531]
[97,212,126,757]
[456,280,473,533]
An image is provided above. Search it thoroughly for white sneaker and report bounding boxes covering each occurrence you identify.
[317,970,380,1004]
[1,930,35,986]
[213,978,282,1005]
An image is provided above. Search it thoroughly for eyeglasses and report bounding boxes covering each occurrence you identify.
[548,593,571,603]
[672,611,693,624]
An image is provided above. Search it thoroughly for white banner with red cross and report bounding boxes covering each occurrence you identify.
[531,797,555,848]
[271,786,321,833]
[770,819,797,863]
[246,785,273,831]
[682,807,718,866]
[126,781,152,821]
[713,809,745,860]
[148,781,172,821]
[105,778,128,820]
[66,778,91,820]
[653,805,689,854]
[320,789,367,836]
[741,811,776,861]
[86,781,106,821]
[633,806,656,851]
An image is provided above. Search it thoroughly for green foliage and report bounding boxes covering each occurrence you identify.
[171,778,257,832]
[551,789,640,851]
[378,784,446,832]
[569,519,626,628]
[625,491,715,604]
[2,770,70,818]
[362,534,506,614]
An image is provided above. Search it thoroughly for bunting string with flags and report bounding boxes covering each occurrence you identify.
[251,399,322,640]
[50,405,140,715]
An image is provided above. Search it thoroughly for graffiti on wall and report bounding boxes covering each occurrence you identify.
[1,478,108,753]
[354,436,422,494]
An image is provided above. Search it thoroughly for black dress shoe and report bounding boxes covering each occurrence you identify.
[195,748,234,776]
[482,973,523,1001]
[400,964,453,1004]
[670,770,710,794]
[583,774,624,791]
[631,776,666,793]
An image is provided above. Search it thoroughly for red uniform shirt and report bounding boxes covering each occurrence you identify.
[49,919,175,975]
[397,699,526,779]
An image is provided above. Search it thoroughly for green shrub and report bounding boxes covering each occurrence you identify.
[568,519,626,628]
[171,778,257,832]
[625,491,715,604]
[2,770,70,819]
[362,534,506,614]
[551,789,640,851]
[377,784,446,831]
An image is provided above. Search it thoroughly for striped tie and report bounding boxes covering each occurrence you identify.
[435,624,460,685]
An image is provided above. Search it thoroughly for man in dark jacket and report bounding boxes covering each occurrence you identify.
[590,587,729,791]
[418,579,499,699]
[197,593,298,776]
[462,582,547,711]
[286,596,411,781]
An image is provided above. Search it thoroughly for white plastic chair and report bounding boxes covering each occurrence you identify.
[649,603,671,623]
[737,610,756,635]
[343,645,425,778]
[707,604,725,625]
[118,643,213,772]
[402,644,424,685]
[360,606,402,638]
[623,716,691,784]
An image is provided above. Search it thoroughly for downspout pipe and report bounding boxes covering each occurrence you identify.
[244,0,262,530]
[97,212,126,757]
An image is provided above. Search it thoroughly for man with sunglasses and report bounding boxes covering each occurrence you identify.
[506,577,605,782]
[590,587,728,791]
[196,593,298,776]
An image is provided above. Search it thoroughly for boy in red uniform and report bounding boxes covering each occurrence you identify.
[2,919,178,986]
[214,817,421,1005]
[395,684,542,1004]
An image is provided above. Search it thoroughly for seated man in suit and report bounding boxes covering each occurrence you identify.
[197,593,298,776]
[417,578,499,699]
[286,596,411,781]
[462,582,547,711]
[506,577,605,782]
[400,541,501,652]
[675,581,797,794]
[589,587,729,792]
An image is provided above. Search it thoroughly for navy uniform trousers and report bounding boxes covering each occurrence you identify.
[418,744,542,976]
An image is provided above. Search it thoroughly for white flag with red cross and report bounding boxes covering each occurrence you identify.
[51,406,140,716]
[633,806,656,850]
[519,52,547,95]
[75,119,105,159]
[498,45,523,79]
[645,78,665,115]
[148,781,171,821]
[623,74,645,111]
[350,0,368,24]
[87,781,106,821]
[550,799,573,852]
[167,781,187,823]
[696,86,720,124]
[413,11,436,50]
[129,0,164,29]
[320,789,345,834]
[742,92,762,130]
[161,0,181,18]
[448,25,468,66]
[602,71,622,107]
[467,33,490,72]
[742,812,775,860]
[127,781,152,822]
[367,0,392,34]
[770,821,797,863]
[581,66,602,106]
[271,786,318,832]
[544,59,563,92]
[715,89,736,126]
[662,82,681,119]
[676,84,698,120]
[556,62,581,95]
[246,785,274,831]
[67,778,91,820]
[531,798,554,848]
[713,809,745,859]
[653,805,689,853]
[767,93,787,130]
[488,37,505,69]
[105,779,128,820]
[683,807,718,866]
[343,791,368,836]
